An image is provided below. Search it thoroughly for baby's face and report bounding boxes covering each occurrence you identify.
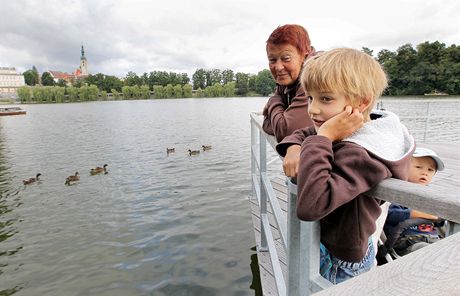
[408,156,437,185]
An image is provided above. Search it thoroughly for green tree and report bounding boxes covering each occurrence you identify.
[255,69,275,96]
[131,85,141,99]
[415,41,446,94]
[17,86,31,103]
[72,78,84,88]
[67,87,79,102]
[52,86,65,103]
[88,85,99,100]
[235,72,249,96]
[223,82,236,97]
[111,89,120,100]
[165,84,174,98]
[23,69,39,86]
[204,85,212,97]
[56,79,67,87]
[122,85,132,99]
[41,72,55,86]
[362,47,374,56]
[440,44,460,94]
[205,70,212,88]
[248,74,257,93]
[195,88,204,98]
[210,69,222,85]
[100,90,107,100]
[32,66,40,84]
[153,85,165,98]
[79,85,91,101]
[103,75,123,92]
[192,68,206,90]
[212,83,223,97]
[43,86,53,103]
[124,71,142,86]
[32,87,45,103]
[222,69,234,85]
[140,85,150,99]
[178,73,190,85]
[173,84,183,98]
[183,84,193,98]
[141,72,149,86]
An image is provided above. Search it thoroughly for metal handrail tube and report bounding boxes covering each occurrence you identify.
[259,130,268,251]
[250,113,330,295]
[261,172,287,249]
[251,117,288,296]
[261,214,287,296]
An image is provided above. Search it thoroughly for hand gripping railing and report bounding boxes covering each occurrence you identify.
[250,113,332,296]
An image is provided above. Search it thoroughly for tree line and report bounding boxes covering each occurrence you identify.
[366,41,459,95]
[19,40,459,103]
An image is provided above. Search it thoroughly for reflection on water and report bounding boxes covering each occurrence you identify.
[0,125,24,295]
[249,247,262,296]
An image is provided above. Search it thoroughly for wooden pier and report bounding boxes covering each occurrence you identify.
[249,113,460,295]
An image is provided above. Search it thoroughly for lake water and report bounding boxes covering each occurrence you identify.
[0,96,459,296]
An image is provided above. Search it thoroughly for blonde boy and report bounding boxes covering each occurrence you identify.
[276,48,415,284]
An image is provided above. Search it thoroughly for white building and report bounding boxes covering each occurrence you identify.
[0,67,25,99]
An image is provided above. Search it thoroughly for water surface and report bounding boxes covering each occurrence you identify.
[0,96,458,295]
[0,98,267,296]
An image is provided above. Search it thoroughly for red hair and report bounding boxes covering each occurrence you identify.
[266,24,312,56]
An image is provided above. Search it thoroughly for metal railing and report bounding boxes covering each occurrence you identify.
[250,113,332,296]
[250,112,460,296]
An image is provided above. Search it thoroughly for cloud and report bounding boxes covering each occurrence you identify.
[1,0,459,78]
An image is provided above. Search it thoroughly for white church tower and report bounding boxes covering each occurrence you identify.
[79,45,88,76]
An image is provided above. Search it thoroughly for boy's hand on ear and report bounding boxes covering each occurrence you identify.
[283,145,301,177]
[318,106,364,141]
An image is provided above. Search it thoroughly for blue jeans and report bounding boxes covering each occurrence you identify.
[320,238,375,284]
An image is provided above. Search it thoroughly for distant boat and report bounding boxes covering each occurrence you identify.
[0,107,26,116]
[424,90,448,96]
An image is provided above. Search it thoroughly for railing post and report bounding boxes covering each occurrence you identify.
[251,119,257,198]
[423,101,431,142]
[287,178,308,296]
[286,178,332,295]
[259,130,268,251]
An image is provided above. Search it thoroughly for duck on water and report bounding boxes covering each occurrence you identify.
[23,173,41,185]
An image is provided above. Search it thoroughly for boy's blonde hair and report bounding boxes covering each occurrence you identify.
[301,47,388,119]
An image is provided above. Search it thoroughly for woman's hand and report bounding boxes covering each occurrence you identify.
[283,145,301,177]
[317,106,364,142]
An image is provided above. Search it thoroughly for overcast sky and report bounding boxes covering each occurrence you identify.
[1,0,459,78]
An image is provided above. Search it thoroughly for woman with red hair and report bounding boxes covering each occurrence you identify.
[262,24,316,142]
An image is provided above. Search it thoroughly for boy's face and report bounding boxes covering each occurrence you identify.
[307,90,351,132]
[408,156,437,185]
[267,43,304,86]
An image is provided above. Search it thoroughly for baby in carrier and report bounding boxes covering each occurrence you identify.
[383,147,446,256]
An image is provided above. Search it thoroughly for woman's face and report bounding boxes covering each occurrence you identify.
[267,43,305,86]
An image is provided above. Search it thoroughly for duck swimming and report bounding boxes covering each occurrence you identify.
[188,149,200,156]
[65,172,80,185]
[166,147,175,154]
[202,145,212,151]
[90,164,108,175]
[23,173,41,185]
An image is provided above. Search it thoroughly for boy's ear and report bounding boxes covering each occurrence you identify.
[358,98,371,112]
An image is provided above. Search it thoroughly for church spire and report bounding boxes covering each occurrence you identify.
[78,44,88,76]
